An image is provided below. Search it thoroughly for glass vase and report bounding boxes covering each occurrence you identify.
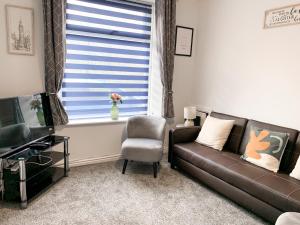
[111,102,119,120]
[36,108,45,126]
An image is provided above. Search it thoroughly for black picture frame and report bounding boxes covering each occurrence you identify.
[175,25,194,57]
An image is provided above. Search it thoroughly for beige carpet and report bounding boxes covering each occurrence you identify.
[0,158,269,225]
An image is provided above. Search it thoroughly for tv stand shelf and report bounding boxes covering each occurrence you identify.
[0,135,70,209]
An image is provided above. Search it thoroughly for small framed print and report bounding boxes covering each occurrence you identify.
[6,5,34,55]
[175,26,194,57]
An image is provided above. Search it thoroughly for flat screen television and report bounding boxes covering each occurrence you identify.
[0,93,54,157]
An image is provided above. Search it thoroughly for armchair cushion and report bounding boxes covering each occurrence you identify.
[122,138,163,162]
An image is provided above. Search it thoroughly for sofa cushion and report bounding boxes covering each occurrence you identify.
[210,112,248,154]
[173,142,222,169]
[239,120,298,172]
[252,173,300,212]
[289,188,300,212]
[173,142,300,212]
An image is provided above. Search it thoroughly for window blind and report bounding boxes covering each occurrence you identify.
[63,0,152,120]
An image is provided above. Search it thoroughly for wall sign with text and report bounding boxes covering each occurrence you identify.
[264,4,300,29]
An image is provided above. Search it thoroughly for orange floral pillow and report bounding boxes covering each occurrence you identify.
[241,127,289,172]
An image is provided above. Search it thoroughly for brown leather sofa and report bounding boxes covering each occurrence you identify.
[168,112,300,224]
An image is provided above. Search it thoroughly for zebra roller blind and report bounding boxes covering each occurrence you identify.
[63,0,152,120]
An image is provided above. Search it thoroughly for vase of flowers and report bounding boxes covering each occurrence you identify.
[30,98,45,126]
[110,93,122,120]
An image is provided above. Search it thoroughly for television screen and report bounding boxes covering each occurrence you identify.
[0,93,54,156]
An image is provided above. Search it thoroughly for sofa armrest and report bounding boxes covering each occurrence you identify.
[168,126,201,164]
[170,126,201,144]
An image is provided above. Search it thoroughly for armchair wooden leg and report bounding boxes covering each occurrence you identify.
[153,162,158,178]
[122,159,128,174]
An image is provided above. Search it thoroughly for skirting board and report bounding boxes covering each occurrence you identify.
[55,154,122,168]
[69,154,122,167]
[57,149,169,168]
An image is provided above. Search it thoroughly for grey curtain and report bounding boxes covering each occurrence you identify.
[155,0,176,119]
[43,0,68,126]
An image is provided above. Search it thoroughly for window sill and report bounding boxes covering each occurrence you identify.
[66,117,129,127]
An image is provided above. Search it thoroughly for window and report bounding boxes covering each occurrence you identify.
[63,0,153,121]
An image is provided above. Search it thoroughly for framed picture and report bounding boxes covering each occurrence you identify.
[175,26,194,57]
[6,5,34,55]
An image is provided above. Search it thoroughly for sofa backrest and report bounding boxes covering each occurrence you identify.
[210,112,248,154]
[239,120,299,172]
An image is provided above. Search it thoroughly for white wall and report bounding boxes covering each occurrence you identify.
[0,0,200,164]
[195,0,300,129]
[55,122,125,165]
[173,0,201,124]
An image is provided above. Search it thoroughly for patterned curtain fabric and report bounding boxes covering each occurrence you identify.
[43,0,68,126]
[155,0,176,119]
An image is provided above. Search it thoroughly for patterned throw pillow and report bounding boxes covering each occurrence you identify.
[241,126,289,172]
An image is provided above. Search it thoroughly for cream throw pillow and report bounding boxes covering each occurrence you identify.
[195,116,235,150]
[290,156,300,180]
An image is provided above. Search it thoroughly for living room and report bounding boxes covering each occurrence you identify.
[0,0,300,224]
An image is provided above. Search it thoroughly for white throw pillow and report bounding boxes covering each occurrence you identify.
[195,116,235,150]
[290,156,300,180]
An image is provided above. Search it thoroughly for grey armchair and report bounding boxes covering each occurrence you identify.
[121,115,166,178]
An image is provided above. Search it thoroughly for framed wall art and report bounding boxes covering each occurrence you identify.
[6,5,34,55]
[175,26,194,57]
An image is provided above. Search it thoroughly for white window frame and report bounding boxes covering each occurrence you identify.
[129,0,162,118]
